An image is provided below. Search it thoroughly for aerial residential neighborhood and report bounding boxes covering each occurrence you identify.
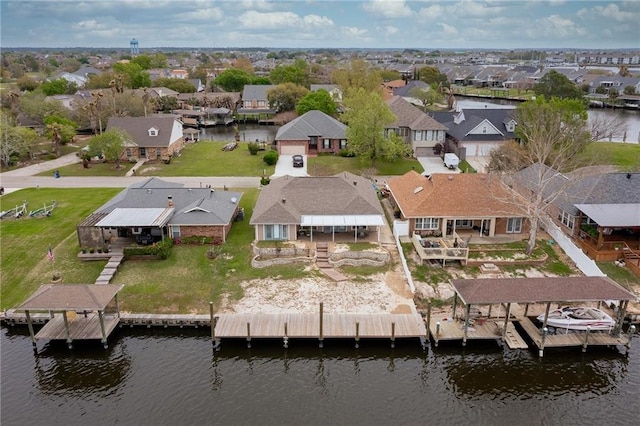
[1,0,640,424]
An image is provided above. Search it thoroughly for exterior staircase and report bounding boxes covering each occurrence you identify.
[316,242,347,282]
[622,244,640,277]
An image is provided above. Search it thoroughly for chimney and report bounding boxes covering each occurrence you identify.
[282,198,286,204]
[627,173,631,179]
[353,181,357,186]
[167,196,174,207]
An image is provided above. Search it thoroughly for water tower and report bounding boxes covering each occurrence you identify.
[130,38,139,55]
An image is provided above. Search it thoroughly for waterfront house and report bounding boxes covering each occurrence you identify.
[250,172,384,242]
[515,163,640,272]
[77,178,242,248]
[431,108,517,159]
[105,116,185,162]
[237,85,276,121]
[385,96,448,157]
[275,110,347,155]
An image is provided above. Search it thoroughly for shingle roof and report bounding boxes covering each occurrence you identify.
[431,108,516,142]
[250,172,382,224]
[96,178,241,226]
[18,284,124,311]
[275,110,346,141]
[452,277,636,305]
[393,80,429,97]
[242,84,276,100]
[387,170,522,218]
[386,96,448,131]
[106,116,181,148]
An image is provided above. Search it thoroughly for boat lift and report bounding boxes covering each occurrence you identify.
[28,200,57,217]
[0,201,28,219]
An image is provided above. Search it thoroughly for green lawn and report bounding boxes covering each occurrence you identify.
[0,188,122,309]
[0,187,311,314]
[137,141,277,177]
[597,262,640,288]
[573,142,640,172]
[308,155,423,176]
[39,160,132,177]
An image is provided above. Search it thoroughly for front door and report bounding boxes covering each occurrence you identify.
[139,147,146,158]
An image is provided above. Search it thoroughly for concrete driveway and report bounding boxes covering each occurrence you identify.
[272,154,309,177]
[417,156,460,175]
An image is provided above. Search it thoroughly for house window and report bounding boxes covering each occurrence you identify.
[559,211,575,229]
[264,224,289,240]
[414,131,423,141]
[148,128,158,136]
[455,219,472,228]
[340,140,347,150]
[482,126,487,133]
[172,226,181,238]
[156,150,162,159]
[415,218,439,230]
[506,217,523,233]
[323,139,330,149]
[125,148,132,159]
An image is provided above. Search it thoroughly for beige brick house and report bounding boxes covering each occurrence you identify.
[106,116,185,162]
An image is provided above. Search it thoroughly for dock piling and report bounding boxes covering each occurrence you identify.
[582,326,591,352]
[283,322,288,349]
[355,321,360,349]
[319,302,324,349]
[435,321,441,347]
[246,322,251,348]
[391,322,396,348]
[539,327,548,358]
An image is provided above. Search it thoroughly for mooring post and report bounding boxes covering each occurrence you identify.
[98,310,108,349]
[283,322,289,349]
[319,302,324,349]
[209,302,215,340]
[435,321,441,347]
[452,293,458,320]
[523,303,529,317]
[355,321,360,349]
[627,325,636,349]
[487,304,493,319]
[502,303,511,340]
[391,322,396,349]
[462,304,471,347]
[425,303,432,343]
[539,327,548,358]
[62,311,72,349]
[582,326,591,353]
[246,322,251,348]
[25,310,37,354]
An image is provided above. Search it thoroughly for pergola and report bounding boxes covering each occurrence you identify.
[17,284,123,352]
[300,214,384,242]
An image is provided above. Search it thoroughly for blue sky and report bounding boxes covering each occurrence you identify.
[1,0,638,49]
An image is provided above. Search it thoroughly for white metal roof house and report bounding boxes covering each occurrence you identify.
[77,178,243,247]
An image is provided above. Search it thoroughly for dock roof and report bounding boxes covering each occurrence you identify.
[18,284,124,311]
[451,277,636,305]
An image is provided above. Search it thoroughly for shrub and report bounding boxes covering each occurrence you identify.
[124,238,173,259]
[247,142,260,155]
[339,149,355,157]
[263,150,278,165]
[260,177,271,186]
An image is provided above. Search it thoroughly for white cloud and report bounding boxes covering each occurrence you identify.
[441,22,459,37]
[72,19,108,31]
[594,3,637,22]
[377,25,399,36]
[237,0,275,12]
[418,4,444,19]
[342,26,369,37]
[363,0,414,18]
[529,14,585,39]
[237,11,301,29]
[447,0,505,18]
[177,8,224,21]
[302,14,335,27]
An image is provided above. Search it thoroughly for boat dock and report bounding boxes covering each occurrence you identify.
[428,313,528,349]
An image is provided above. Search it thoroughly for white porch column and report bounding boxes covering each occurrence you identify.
[489,218,496,237]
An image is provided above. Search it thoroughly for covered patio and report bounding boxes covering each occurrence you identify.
[17,284,124,353]
[297,214,384,243]
[95,207,174,245]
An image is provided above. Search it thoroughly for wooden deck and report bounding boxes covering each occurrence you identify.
[35,313,119,343]
[517,316,632,354]
[214,313,426,339]
[428,313,529,349]
[411,234,468,265]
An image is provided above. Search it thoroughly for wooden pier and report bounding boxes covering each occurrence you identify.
[427,313,528,349]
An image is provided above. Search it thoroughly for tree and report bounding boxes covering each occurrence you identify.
[233,57,255,74]
[409,86,444,112]
[41,78,74,96]
[296,89,337,116]
[44,115,77,156]
[417,66,449,88]
[131,54,153,70]
[214,68,253,92]
[269,59,310,86]
[16,76,39,91]
[380,70,401,81]
[533,70,585,101]
[112,62,151,89]
[488,97,594,255]
[331,59,383,94]
[88,129,131,169]
[267,83,308,112]
[623,85,636,95]
[0,111,38,167]
[154,78,196,93]
[18,92,68,125]
[341,88,411,168]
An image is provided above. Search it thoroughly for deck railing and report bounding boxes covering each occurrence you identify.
[411,234,469,265]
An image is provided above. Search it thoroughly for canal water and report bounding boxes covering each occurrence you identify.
[2,326,638,425]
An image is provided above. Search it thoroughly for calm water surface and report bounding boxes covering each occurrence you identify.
[2,327,638,425]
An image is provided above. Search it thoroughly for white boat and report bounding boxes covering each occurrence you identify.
[537,307,616,331]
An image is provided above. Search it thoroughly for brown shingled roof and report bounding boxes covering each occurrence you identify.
[250,172,382,225]
[387,170,522,218]
[386,96,448,131]
[452,277,636,305]
[18,284,124,311]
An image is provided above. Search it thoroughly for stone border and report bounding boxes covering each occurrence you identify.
[251,255,315,268]
[329,250,390,268]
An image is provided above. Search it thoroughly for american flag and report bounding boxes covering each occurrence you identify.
[47,246,54,262]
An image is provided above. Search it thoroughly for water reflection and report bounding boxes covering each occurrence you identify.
[437,345,626,399]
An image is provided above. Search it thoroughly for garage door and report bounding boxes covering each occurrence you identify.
[414,147,431,157]
[463,142,502,157]
[280,144,306,155]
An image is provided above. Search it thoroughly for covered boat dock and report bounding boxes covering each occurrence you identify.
[17,284,123,352]
[428,277,637,356]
